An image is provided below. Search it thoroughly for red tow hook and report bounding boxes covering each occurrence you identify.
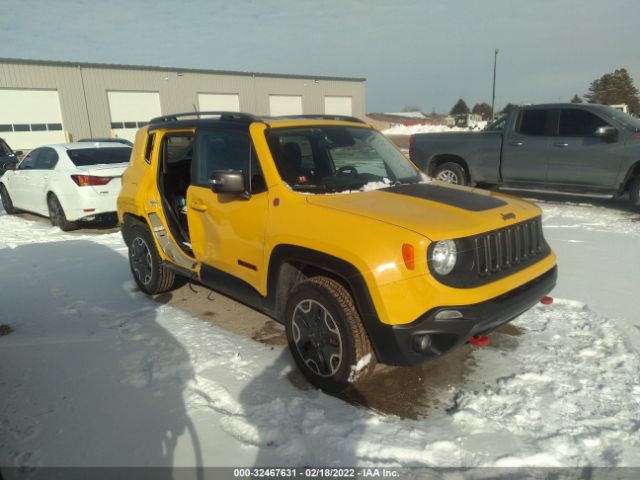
[468,335,489,347]
[541,296,554,305]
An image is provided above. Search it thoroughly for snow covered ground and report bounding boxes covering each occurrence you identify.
[381,124,479,136]
[1,195,640,475]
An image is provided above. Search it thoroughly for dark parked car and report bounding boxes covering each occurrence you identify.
[0,138,21,176]
[409,103,640,209]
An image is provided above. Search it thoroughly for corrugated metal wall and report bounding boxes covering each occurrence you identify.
[0,60,365,141]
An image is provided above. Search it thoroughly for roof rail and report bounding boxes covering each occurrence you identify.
[277,114,366,124]
[149,111,260,124]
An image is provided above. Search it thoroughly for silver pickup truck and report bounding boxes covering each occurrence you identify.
[409,103,640,208]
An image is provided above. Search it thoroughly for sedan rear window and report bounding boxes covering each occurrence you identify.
[66,147,132,166]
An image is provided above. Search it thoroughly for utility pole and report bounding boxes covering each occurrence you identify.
[491,49,499,120]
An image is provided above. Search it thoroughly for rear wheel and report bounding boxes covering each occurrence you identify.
[47,194,77,231]
[433,162,468,186]
[128,224,182,294]
[630,175,640,210]
[0,184,18,214]
[284,276,376,393]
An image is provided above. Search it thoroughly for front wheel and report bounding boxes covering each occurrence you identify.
[284,276,376,393]
[629,176,640,210]
[432,162,468,186]
[128,224,182,295]
[0,184,18,214]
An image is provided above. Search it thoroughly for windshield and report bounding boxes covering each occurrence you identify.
[66,147,132,166]
[266,126,420,193]
[484,116,507,131]
[596,106,640,132]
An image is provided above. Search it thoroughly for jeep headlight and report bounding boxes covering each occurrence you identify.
[431,240,457,275]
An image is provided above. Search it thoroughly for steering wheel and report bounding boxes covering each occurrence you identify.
[336,165,358,176]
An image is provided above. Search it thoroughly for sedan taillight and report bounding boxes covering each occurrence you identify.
[71,175,113,186]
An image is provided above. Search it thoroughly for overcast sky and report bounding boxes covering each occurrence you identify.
[1,0,638,113]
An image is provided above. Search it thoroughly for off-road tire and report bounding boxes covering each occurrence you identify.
[433,162,468,186]
[128,224,181,295]
[630,175,640,210]
[0,184,18,214]
[284,276,376,394]
[47,194,77,231]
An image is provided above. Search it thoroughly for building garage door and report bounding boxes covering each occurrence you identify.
[108,91,161,142]
[0,89,66,150]
[324,96,353,116]
[269,95,302,116]
[198,93,240,112]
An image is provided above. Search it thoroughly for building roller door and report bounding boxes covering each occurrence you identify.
[324,96,353,116]
[269,95,302,116]
[107,91,161,142]
[198,93,240,112]
[0,89,66,150]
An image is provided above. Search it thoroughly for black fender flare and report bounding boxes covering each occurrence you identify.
[265,244,394,362]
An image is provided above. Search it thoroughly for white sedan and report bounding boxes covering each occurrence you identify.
[0,142,131,230]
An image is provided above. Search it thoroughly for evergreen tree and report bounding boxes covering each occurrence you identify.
[584,68,640,114]
[471,102,492,120]
[570,94,583,103]
[500,103,518,115]
[450,98,470,115]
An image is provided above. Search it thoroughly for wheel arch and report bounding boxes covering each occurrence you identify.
[265,245,384,355]
[619,160,640,195]
[428,154,470,181]
[121,213,151,246]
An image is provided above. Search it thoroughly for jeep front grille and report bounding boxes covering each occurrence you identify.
[474,217,545,277]
[428,216,550,288]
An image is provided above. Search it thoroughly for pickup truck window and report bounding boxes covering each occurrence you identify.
[516,109,551,136]
[559,109,609,137]
[485,116,506,132]
[598,106,640,132]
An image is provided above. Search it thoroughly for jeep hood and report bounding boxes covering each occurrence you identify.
[305,183,540,241]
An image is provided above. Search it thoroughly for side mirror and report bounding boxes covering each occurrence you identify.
[209,170,246,194]
[594,126,618,142]
[14,150,23,157]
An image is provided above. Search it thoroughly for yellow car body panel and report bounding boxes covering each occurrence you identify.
[118,115,557,367]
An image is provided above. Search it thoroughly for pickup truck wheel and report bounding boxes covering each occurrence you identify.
[128,224,180,295]
[433,162,467,186]
[285,276,376,394]
[630,176,640,209]
[0,184,19,214]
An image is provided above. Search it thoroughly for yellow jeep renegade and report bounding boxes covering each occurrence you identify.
[117,112,557,393]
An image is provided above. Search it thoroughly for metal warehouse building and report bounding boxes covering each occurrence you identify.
[0,58,366,150]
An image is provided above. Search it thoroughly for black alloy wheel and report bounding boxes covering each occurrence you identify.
[284,276,376,393]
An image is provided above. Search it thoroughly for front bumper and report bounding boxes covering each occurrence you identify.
[370,266,557,366]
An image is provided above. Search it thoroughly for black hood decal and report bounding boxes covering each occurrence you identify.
[382,183,507,211]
